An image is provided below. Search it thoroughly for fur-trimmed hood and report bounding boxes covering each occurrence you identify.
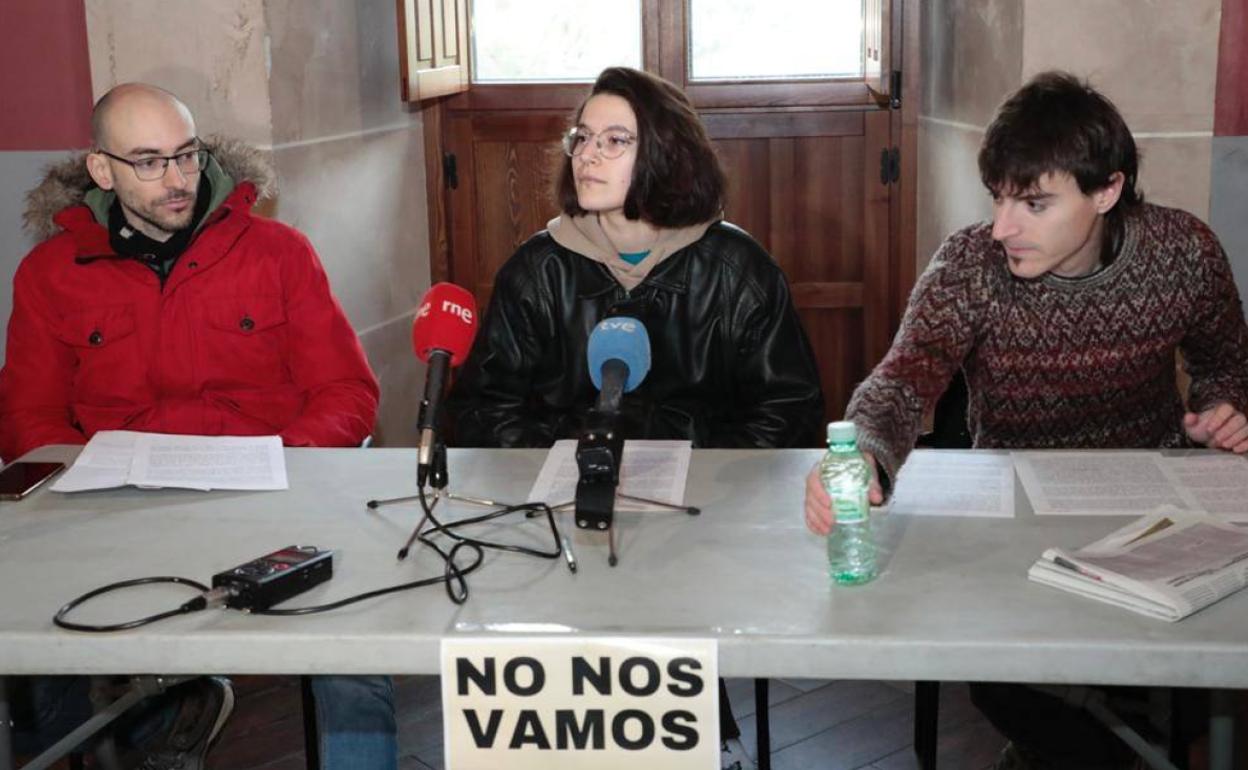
[22,135,276,241]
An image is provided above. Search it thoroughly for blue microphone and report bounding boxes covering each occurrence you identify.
[586,316,651,414]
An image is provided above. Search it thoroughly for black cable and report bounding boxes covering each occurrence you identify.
[52,486,568,628]
[266,485,563,612]
[415,489,562,559]
[53,576,212,633]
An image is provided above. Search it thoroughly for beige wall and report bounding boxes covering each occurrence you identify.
[917,0,1222,269]
[917,0,1022,267]
[85,0,431,446]
[1022,0,1220,219]
[85,1,275,148]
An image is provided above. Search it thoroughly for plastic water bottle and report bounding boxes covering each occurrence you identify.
[820,420,877,585]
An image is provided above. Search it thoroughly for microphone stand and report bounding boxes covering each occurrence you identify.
[367,441,533,561]
[366,442,506,510]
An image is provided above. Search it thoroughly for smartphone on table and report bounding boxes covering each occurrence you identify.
[0,461,66,500]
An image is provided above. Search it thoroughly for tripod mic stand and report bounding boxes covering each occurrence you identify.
[367,442,575,577]
[366,441,530,560]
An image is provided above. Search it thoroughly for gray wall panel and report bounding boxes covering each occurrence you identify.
[0,151,78,366]
[1210,136,1248,318]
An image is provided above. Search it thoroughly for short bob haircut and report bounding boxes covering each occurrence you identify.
[979,71,1142,216]
[556,67,725,228]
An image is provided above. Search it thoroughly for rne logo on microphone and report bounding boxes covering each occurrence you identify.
[442,300,474,324]
[601,319,637,333]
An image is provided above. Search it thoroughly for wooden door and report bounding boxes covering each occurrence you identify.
[708,109,893,422]
[441,111,568,314]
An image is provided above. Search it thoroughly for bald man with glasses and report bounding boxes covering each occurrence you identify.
[1,84,395,769]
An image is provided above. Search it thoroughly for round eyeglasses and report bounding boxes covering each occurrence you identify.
[97,148,210,182]
[562,127,637,160]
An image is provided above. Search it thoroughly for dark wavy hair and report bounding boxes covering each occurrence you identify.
[979,71,1142,213]
[556,67,725,227]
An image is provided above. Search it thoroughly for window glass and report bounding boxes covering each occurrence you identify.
[472,0,643,83]
[689,0,863,80]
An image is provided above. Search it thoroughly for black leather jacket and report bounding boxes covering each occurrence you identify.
[447,222,824,448]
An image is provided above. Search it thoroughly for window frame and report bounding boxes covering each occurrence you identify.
[411,0,889,111]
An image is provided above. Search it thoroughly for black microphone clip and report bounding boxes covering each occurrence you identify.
[574,410,623,539]
[576,354,630,537]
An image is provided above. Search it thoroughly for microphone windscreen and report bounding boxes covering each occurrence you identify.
[412,283,478,366]
[587,316,651,393]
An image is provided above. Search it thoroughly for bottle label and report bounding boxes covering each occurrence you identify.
[831,489,868,524]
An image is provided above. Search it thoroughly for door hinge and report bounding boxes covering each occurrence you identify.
[889,70,902,109]
[443,152,458,190]
[879,147,900,185]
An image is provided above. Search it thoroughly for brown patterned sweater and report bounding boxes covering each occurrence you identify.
[847,203,1248,480]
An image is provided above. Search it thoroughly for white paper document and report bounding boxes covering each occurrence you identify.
[1013,451,1202,516]
[53,431,288,492]
[888,450,1014,517]
[1158,454,1248,516]
[49,430,139,491]
[527,440,691,512]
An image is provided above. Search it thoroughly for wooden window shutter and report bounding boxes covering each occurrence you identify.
[863,0,893,106]
[396,0,469,101]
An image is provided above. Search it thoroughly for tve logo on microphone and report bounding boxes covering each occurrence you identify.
[598,318,638,334]
[587,316,650,394]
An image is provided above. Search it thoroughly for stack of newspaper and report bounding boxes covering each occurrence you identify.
[1028,508,1248,621]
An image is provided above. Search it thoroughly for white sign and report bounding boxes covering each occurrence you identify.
[441,637,719,770]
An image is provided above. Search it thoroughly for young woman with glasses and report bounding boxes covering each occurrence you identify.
[449,66,823,452]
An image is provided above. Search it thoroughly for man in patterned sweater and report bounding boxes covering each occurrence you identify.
[805,72,1248,769]
[807,71,1248,521]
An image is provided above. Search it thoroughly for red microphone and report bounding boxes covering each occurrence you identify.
[413,282,477,366]
[412,283,479,486]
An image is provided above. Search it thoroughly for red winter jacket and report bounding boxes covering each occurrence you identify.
[0,141,379,462]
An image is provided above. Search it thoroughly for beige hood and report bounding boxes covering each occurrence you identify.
[547,213,714,291]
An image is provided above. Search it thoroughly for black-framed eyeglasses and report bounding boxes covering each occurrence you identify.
[96,147,210,181]
[562,127,637,159]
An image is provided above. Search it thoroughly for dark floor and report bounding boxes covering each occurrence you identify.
[206,675,1008,770]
